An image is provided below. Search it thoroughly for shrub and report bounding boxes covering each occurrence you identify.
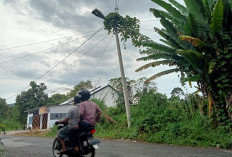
[95,92,232,149]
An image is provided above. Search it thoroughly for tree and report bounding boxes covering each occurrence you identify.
[16,81,48,124]
[67,80,93,98]
[47,93,68,106]
[109,77,135,103]
[171,87,184,98]
[0,98,9,123]
[135,0,232,125]
[133,77,157,96]
[103,0,232,125]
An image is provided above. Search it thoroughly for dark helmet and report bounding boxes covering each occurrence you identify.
[77,89,91,101]
[74,95,82,104]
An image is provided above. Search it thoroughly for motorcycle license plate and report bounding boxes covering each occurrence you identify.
[93,144,99,149]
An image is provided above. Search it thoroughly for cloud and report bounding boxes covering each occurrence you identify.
[0,0,194,103]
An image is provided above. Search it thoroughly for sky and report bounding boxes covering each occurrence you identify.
[0,0,196,104]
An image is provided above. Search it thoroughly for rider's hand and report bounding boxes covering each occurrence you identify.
[55,121,60,125]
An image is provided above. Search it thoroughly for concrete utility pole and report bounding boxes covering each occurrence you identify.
[114,28,131,128]
[92,8,131,128]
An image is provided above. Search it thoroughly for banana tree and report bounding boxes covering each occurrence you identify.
[136,0,232,125]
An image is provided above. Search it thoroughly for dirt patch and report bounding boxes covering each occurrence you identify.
[14,129,49,137]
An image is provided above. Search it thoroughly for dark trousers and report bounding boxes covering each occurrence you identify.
[79,121,94,132]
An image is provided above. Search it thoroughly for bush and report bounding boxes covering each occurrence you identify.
[46,125,58,137]
[95,92,232,149]
[0,138,5,157]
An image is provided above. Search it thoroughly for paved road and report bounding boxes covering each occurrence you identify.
[1,135,232,157]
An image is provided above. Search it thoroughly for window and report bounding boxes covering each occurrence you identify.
[50,113,67,120]
[28,117,33,124]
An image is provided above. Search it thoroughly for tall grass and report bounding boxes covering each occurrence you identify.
[1,119,22,131]
[95,92,232,149]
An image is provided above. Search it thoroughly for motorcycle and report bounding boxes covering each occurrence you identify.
[52,124,100,157]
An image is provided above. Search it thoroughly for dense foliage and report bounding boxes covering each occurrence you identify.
[104,12,150,47]
[103,0,232,126]
[0,97,22,131]
[67,80,93,98]
[16,81,48,124]
[0,138,5,157]
[47,93,68,106]
[95,92,232,149]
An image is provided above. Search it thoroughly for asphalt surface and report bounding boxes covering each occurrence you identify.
[1,135,232,157]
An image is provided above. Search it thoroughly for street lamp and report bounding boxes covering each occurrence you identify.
[92,9,105,19]
[92,9,131,128]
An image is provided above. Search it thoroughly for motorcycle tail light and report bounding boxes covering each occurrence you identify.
[91,129,96,134]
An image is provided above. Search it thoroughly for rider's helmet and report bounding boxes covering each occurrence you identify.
[77,89,91,101]
[74,95,82,104]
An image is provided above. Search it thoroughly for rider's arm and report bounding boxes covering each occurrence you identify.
[79,103,85,120]
[56,108,72,125]
[95,105,102,122]
[57,118,69,124]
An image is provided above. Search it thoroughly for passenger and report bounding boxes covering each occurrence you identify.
[55,95,81,154]
[77,90,102,132]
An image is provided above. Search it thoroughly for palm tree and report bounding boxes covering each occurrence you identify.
[136,0,232,125]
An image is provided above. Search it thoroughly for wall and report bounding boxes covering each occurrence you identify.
[47,104,72,128]
[26,113,33,129]
[91,86,119,107]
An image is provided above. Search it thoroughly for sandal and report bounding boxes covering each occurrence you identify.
[57,149,67,154]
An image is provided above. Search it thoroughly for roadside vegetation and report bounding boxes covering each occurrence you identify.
[93,92,232,149]
[1,0,231,151]
[45,90,232,149]
[0,138,5,157]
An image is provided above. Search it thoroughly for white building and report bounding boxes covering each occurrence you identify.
[25,85,121,129]
[90,85,120,107]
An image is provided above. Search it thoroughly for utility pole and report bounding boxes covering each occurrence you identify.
[114,28,131,128]
[92,7,131,128]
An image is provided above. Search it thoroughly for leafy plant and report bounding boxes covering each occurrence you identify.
[104,0,232,126]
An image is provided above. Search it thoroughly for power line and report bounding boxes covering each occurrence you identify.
[45,35,111,95]
[140,20,160,22]
[140,28,156,32]
[35,27,104,82]
[89,36,113,85]
[45,34,110,84]
[0,31,102,65]
[0,30,97,52]
[6,27,103,101]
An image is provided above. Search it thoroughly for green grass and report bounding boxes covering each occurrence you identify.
[93,92,232,149]
[0,139,5,157]
[45,93,232,149]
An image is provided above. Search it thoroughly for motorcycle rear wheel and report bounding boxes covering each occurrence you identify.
[77,147,95,157]
[84,147,95,157]
[52,138,63,157]
[53,138,95,157]
[67,149,94,157]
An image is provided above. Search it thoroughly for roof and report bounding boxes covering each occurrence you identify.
[59,97,73,106]
[90,84,121,96]
[25,84,123,113]
[24,106,44,113]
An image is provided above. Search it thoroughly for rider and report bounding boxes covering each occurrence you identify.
[77,89,102,132]
[55,95,81,154]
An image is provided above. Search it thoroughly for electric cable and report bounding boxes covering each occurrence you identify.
[0,30,97,52]
[0,31,102,65]
[35,27,103,82]
[6,27,103,101]
[140,20,160,22]
[89,36,113,88]
[45,34,109,84]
